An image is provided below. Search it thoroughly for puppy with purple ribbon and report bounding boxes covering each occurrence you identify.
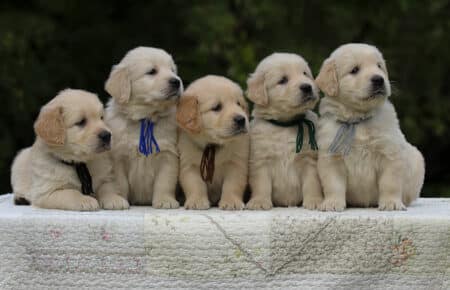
[102,47,183,208]
[315,43,425,211]
[11,89,117,210]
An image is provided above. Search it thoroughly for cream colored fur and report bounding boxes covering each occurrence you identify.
[177,75,249,210]
[316,43,425,211]
[11,89,118,211]
[246,53,323,210]
[102,47,183,208]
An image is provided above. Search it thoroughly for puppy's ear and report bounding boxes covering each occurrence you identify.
[34,105,65,146]
[176,95,201,134]
[316,59,339,97]
[105,66,131,104]
[246,71,268,106]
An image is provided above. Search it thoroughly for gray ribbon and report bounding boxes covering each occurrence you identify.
[328,117,371,155]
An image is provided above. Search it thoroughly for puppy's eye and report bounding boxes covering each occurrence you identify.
[237,101,241,106]
[100,115,104,120]
[75,118,86,127]
[303,71,308,76]
[350,66,360,75]
[377,63,382,69]
[147,68,158,75]
[278,76,288,85]
[211,103,222,112]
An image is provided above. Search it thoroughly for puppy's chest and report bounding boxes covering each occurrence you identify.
[251,123,315,161]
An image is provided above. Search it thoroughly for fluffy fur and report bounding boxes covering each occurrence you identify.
[315,43,425,211]
[102,46,183,208]
[11,89,118,211]
[246,53,323,210]
[177,75,249,210]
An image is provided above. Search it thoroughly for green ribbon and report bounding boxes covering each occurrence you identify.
[266,115,318,153]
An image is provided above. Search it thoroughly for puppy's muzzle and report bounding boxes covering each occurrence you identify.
[370,75,386,95]
[232,114,247,134]
[299,83,316,102]
[97,130,112,151]
[165,78,182,99]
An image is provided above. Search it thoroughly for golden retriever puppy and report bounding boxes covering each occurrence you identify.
[103,47,182,208]
[11,89,118,210]
[246,53,323,210]
[315,43,425,211]
[176,75,249,210]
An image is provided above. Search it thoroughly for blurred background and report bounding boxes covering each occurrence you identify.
[1,0,449,197]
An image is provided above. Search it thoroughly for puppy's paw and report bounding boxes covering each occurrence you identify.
[378,199,406,211]
[75,195,100,211]
[319,198,346,212]
[219,196,245,210]
[99,193,129,210]
[246,198,273,210]
[303,197,323,210]
[153,196,180,209]
[184,197,210,210]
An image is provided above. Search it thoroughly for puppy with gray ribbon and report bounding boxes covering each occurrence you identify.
[315,43,425,211]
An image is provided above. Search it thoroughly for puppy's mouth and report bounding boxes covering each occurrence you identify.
[302,94,317,104]
[365,88,386,100]
[95,143,111,153]
[231,127,248,135]
[162,88,181,99]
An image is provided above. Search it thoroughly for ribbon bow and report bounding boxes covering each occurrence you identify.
[200,144,216,183]
[267,115,318,153]
[60,160,94,195]
[139,118,160,156]
[328,116,372,155]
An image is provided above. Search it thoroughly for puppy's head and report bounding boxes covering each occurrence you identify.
[316,43,391,112]
[105,47,183,119]
[247,53,319,120]
[34,89,111,161]
[176,75,249,145]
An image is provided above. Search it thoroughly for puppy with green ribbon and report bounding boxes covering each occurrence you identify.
[246,53,323,210]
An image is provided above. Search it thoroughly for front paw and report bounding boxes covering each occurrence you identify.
[303,197,323,210]
[219,196,245,210]
[378,199,406,211]
[75,195,100,211]
[153,196,180,209]
[319,198,346,212]
[246,198,273,210]
[184,197,210,210]
[98,193,129,210]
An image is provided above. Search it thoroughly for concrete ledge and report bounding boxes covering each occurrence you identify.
[0,194,449,289]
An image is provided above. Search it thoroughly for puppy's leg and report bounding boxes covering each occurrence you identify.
[302,162,323,210]
[378,159,406,211]
[152,152,179,209]
[34,189,99,211]
[403,146,425,206]
[97,181,129,210]
[96,158,130,210]
[318,154,347,211]
[219,162,246,210]
[181,166,210,210]
[246,166,272,210]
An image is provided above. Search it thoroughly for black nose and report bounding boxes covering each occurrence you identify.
[371,75,384,87]
[169,78,180,89]
[300,83,312,94]
[233,115,246,128]
[98,130,111,144]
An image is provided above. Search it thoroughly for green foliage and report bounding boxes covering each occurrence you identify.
[1,0,449,196]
